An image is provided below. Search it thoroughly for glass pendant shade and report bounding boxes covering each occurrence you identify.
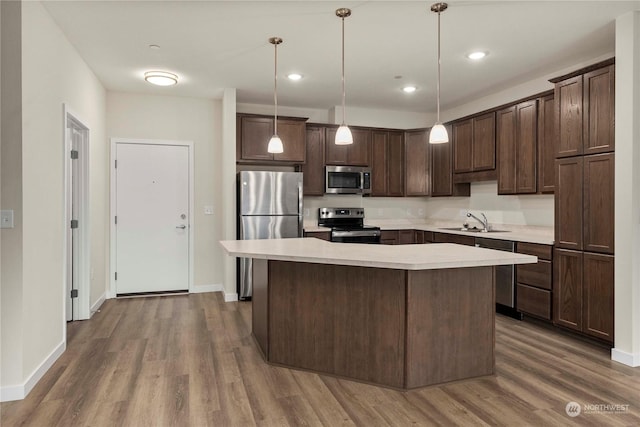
[267,135,284,153]
[335,125,353,145]
[429,124,449,144]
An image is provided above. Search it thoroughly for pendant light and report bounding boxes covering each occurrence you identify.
[335,8,353,145]
[267,37,284,154]
[429,3,449,144]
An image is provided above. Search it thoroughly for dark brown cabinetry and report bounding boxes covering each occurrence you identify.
[497,100,538,194]
[555,154,614,254]
[431,125,470,197]
[553,63,615,158]
[554,248,614,343]
[432,232,475,246]
[381,229,416,245]
[325,127,371,166]
[537,93,556,193]
[301,126,326,196]
[404,129,430,196]
[380,230,399,245]
[237,114,306,163]
[516,242,552,320]
[371,130,404,197]
[453,112,496,182]
[303,231,331,241]
[398,229,415,244]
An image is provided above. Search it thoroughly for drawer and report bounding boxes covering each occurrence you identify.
[432,232,476,246]
[516,259,552,290]
[517,242,552,260]
[517,284,551,320]
[380,230,398,245]
[398,229,415,244]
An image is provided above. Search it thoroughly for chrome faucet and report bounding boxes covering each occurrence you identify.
[466,212,490,232]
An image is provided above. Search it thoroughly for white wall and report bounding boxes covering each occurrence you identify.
[107,92,224,292]
[0,0,108,401]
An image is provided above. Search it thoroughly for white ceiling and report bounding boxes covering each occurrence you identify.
[42,0,640,114]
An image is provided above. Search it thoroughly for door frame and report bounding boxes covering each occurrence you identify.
[63,104,91,320]
[109,138,195,298]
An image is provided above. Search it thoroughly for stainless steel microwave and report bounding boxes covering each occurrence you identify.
[325,166,371,195]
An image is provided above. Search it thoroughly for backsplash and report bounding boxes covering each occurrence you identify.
[303,181,554,227]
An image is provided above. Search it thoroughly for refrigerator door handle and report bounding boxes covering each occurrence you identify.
[298,182,303,237]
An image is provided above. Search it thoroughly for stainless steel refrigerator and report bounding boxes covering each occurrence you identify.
[237,171,303,299]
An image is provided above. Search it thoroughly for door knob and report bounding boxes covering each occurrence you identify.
[176,225,186,229]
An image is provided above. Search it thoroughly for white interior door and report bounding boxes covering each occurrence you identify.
[115,142,190,294]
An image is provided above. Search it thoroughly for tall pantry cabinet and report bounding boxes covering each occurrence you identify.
[552,60,615,344]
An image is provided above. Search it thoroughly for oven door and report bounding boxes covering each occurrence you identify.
[331,229,381,244]
[325,167,363,194]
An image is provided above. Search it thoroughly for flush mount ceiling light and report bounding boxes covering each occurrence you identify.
[287,73,303,81]
[335,7,353,145]
[403,85,417,93]
[267,37,284,154]
[467,51,487,60]
[144,71,178,86]
[429,2,449,144]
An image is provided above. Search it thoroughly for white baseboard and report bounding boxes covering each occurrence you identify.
[224,292,238,302]
[0,340,65,402]
[611,348,640,367]
[90,292,106,317]
[190,283,223,294]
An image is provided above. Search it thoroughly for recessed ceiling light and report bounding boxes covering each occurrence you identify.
[403,86,417,93]
[144,71,178,86]
[467,51,487,60]
[287,73,303,81]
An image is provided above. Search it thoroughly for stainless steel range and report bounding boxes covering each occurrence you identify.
[318,207,381,244]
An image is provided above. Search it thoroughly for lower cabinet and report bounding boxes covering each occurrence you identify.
[303,231,331,241]
[414,230,433,244]
[432,232,475,246]
[554,248,614,343]
[381,229,415,245]
[516,242,552,320]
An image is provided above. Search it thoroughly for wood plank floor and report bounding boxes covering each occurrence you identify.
[2,292,639,426]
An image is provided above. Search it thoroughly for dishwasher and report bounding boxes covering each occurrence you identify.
[475,237,521,319]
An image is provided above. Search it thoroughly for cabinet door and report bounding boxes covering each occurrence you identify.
[274,119,306,162]
[302,126,326,196]
[348,128,371,166]
[583,65,615,155]
[516,100,538,193]
[497,106,517,194]
[431,125,468,196]
[432,232,475,246]
[538,94,556,193]
[583,252,614,342]
[240,116,273,161]
[324,127,348,165]
[404,129,430,196]
[555,157,583,250]
[453,119,473,173]
[371,131,388,196]
[472,112,496,171]
[583,153,614,254]
[553,248,583,332]
[555,76,583,158]
[398,230,415,244]
[387,131,405,196]
[380,230,399,245]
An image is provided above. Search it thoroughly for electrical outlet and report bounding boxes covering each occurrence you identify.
[1,210,14,229]
[304,208,310,217]
[204,206,213,215]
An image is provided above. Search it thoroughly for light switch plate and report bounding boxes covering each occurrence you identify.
[204,206,213,215]
[1,210,14,229]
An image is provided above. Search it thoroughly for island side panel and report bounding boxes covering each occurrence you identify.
[268,261,406,389]
[405,266,495,388]
[252,258,269,358]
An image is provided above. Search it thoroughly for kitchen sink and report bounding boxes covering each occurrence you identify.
[438,227,511,233]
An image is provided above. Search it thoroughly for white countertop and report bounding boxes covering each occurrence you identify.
[220,238,537,271]
[304,219,554,245]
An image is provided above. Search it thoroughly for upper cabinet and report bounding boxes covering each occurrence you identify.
[452,112,496,182]
[301,125,326,196]
[404,129,430,196]
[497,100,538,194]
[237,114,307,163]
[537,93,556,193]
[553,62,615,158]
[325,127,371,166]
[431,125,470,197]
[371,130,404,197]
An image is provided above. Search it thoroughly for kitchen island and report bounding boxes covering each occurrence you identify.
[220,238,536,390]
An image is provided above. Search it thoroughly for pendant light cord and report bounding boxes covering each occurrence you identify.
[436,9,441,124]
[341,15,346,126]
[274,41,278,136]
